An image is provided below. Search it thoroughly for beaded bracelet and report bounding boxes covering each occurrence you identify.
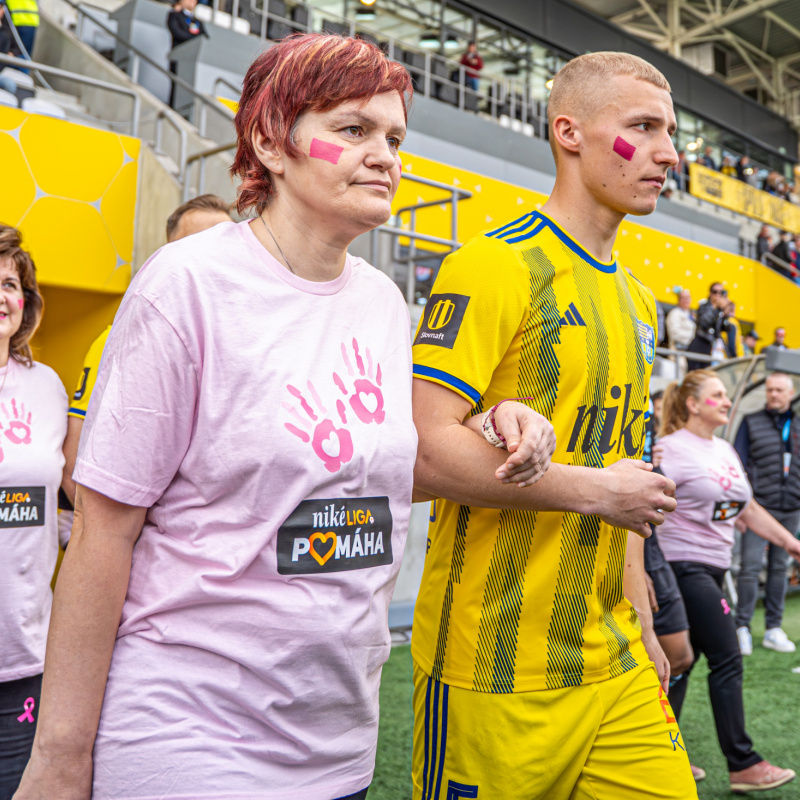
[481,397,538,448]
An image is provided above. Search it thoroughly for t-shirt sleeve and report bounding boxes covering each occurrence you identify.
[411,235,529,406]
[68,327,110,419]
[73,294,198,508]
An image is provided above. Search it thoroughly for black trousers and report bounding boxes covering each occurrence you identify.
[0,673,41,800]
[667,561,761,772]
[335,789,369,800]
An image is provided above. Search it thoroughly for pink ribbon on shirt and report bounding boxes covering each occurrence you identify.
[17,697,35,723]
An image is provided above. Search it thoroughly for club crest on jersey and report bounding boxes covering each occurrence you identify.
[637,320,655,365]
[414,293,470,349]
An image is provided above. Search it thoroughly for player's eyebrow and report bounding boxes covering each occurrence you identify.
[627,113,677,135]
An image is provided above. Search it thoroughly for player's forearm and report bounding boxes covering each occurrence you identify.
[623,533,655,636]
[31,490,144,761]
[414,421,602,513]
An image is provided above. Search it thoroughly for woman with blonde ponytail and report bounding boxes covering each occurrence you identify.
[655,369,800,794]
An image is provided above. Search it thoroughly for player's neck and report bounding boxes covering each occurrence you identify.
[684,417,715,440]
[540,185,624,264]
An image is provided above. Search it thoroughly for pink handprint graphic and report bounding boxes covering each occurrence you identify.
[283,381,354,473]
[334,338,385,425]
[0,399,32,462]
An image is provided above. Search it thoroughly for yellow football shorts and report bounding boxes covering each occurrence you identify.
[412,662,698,800]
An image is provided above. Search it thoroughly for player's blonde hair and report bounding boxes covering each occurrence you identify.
[547,52,671,164]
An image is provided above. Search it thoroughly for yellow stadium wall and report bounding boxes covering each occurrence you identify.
[0,107,138,389]
[394,152,798,345]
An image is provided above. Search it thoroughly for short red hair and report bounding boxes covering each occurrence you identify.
[231,34,412,216]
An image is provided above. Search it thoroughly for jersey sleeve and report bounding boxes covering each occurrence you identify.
[412,235,529,407]
[68,327,111,419]
[73,295,198,508]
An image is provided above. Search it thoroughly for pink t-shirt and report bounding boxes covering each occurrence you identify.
[74,221,417,800]
[0,359,68,683]
[657,427,752,570]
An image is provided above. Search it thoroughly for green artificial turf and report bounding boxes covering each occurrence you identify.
[372,593,800,800]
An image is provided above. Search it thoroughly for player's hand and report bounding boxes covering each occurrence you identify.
[596,460,677,538]
[493,402,556,488]
[12,749,93,800]
[645,570,659,614]
[642,630,671,694]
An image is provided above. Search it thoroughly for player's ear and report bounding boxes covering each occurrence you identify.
[551,114,581,155]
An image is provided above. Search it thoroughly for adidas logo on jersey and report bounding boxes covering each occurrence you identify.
[559,302,586,327]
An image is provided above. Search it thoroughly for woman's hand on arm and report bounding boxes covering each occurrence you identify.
[413,379,676,534]
[13,486,147,800]
[740,499,800,560]
[624,532,670,693]
[461,401,556,488]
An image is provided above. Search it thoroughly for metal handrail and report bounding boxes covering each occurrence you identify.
[182,139,236,200]
[762,250,798,278]
[0,53,141,135]
[62,0,234,126]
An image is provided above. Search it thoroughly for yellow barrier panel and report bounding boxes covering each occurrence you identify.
[0,106,139,294]
[688,162,800,232]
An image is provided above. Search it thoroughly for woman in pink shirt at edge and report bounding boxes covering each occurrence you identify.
[13,34,555,800]
[656,369,800,794]
[0,226,69,800]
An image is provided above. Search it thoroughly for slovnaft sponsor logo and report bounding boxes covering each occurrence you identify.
[277,496,393,575]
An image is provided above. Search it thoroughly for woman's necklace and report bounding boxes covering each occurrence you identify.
[259,215,295,275]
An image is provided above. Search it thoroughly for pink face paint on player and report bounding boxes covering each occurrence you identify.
[309,138,343,165]
[613,136,636,162]
[17,299,23,309]
[705,399,719,407]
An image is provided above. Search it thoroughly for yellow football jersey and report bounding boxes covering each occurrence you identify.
[411,210,657,693]
[68,326,111,419]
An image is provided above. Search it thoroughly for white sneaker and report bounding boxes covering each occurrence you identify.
[737,626,753,656]
[763,628,797,653]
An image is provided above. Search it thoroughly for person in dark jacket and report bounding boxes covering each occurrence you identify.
[166,0,207,107]
[686,282,727,371]
[734,372,800,655]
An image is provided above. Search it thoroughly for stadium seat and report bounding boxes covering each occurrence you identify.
[0,88,19,108]
[21,97,68,119]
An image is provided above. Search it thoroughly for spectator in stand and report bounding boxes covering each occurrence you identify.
[3,0,37,71]
[743,330,760,357]
[724,300,743,358]
[721,156,737,177]
[763,327,788,354]
[656,370,800,794]
[737,155,758,186]
[665,288,695,352]
[787,184,800,205]
[459,40,482,92]
[669,150,689,192]
[686,282,727,371]
[167,0,207,107]
[0,5,21,93]
[734,372,800,657]
[756,225,772,261]
[697,145,717,170]
[771,231,794,278]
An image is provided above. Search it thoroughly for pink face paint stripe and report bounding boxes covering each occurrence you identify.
[613,136,636,161]
[309,138,343,165]
[705,399,718,406]
[17,299,23,309]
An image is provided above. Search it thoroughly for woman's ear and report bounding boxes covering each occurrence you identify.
[685,396,699,416]
[251,129,286,177]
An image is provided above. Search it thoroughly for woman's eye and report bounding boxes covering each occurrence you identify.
[345,126,361,136]
[388,137,401,149]
[636,122,648,131]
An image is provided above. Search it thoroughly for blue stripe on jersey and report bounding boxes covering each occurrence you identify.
[422,677,432,799]
[434,684,449,800]
[489,214,539,241]
[428,680,440,800]
[413,365,481,403]
[504,219,547,244]
[68,407,87,417]
[485,212,536,238]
